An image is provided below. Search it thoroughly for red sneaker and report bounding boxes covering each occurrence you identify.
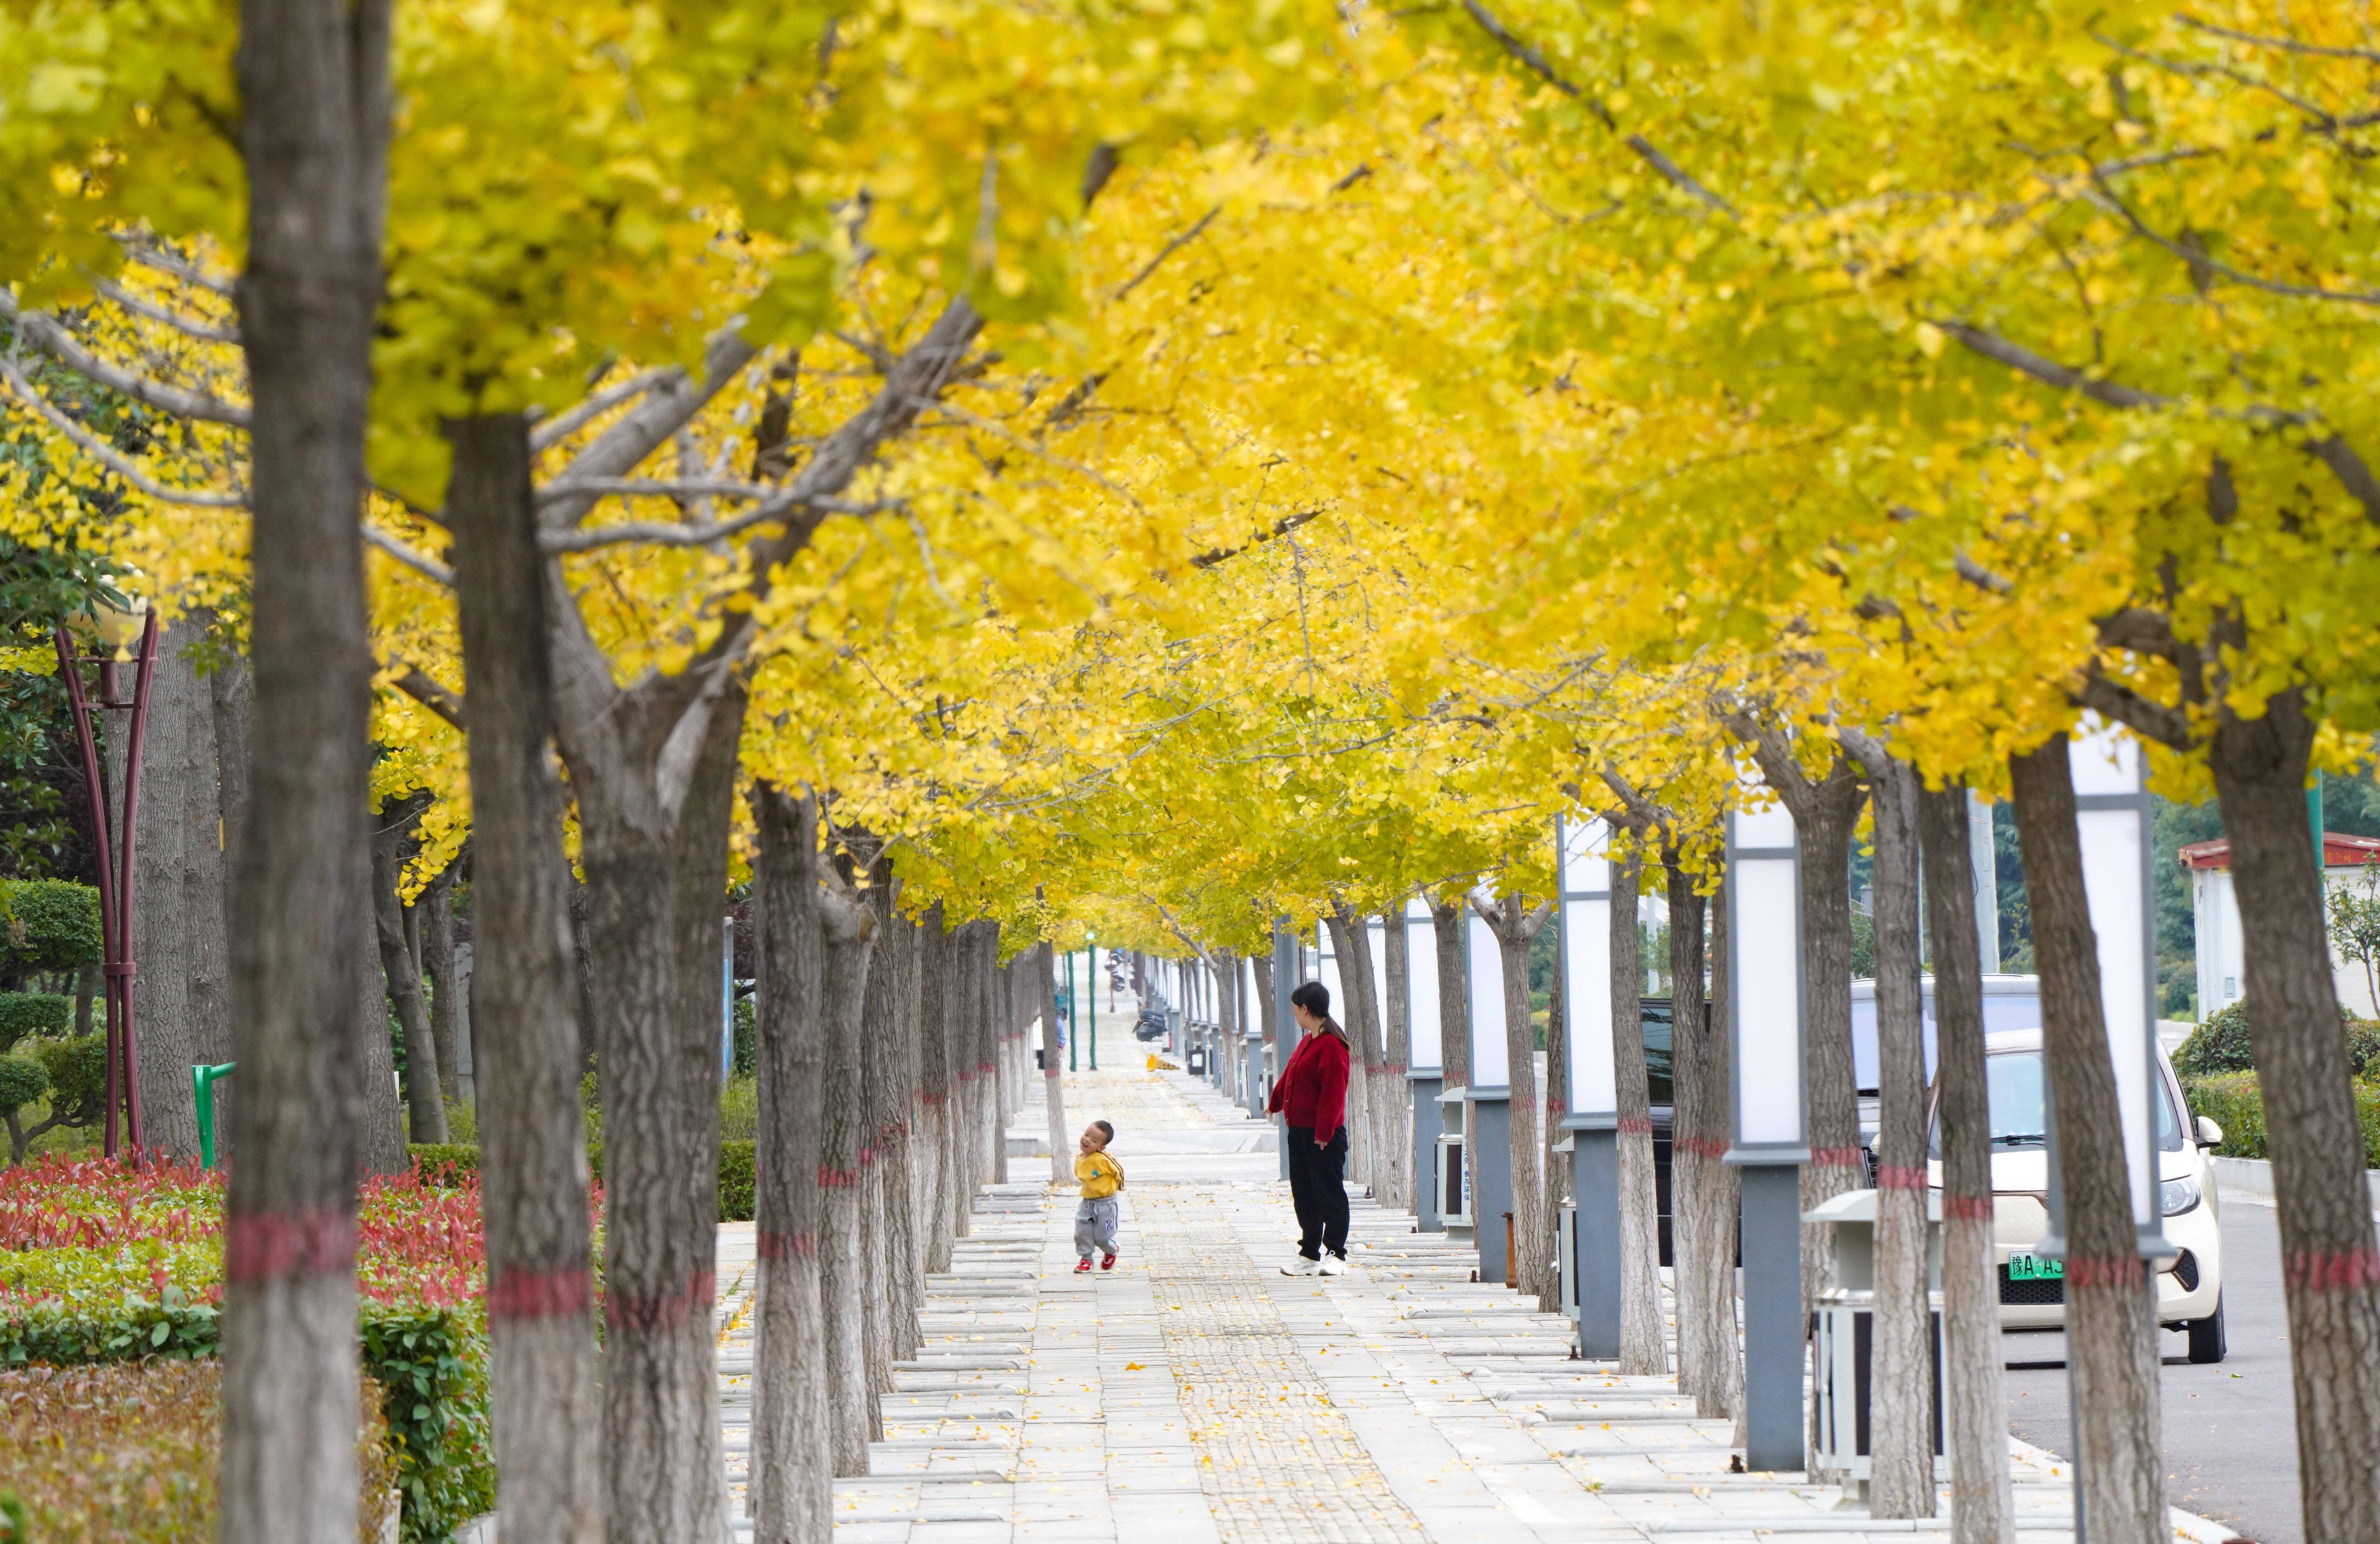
[1100,1252,1118,1272]
[1074,1258,1092,1273]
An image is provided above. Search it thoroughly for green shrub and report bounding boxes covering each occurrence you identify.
[718,1139,755,1222]
[0,1291,483,1543]
[0,994,69,1054]
[2175,999,2380,1077]
[719,1074,757,1141]
[2184,1070,2380,1168]
[413,1136,753,1219]
[359,1303,496,1541]
[0,1054,47,1131]
[0,881,101,980]
[0,1360,398,1543]
[406,1143,479,1187]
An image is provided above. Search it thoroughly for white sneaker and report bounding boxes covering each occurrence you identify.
[1319,1254,1350,1277]
[1279,1256,1324,1276]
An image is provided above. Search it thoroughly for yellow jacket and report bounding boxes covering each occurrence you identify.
[1075,1151,1123,1199]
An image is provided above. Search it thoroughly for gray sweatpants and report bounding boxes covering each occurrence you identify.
[1074,1197,1120,1258]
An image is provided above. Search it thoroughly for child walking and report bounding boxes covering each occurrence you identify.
[1073,1120,1123,1273]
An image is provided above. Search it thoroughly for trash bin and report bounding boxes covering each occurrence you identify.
[1806,1187,1946,1489]
[1186,1044,1206,1077]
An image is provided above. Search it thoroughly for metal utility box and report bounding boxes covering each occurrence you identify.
[1435,1090,1472,1229]
[1556,1202,1580,1320]
[1805,1188,1946,1484]
[1186,1043,1207,1077]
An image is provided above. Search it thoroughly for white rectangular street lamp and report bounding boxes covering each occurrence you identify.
[1557,815,1620,1355]
[1726,801,1808,1473]
[1463,901,1514,1283]
[1407,898,1449,1230]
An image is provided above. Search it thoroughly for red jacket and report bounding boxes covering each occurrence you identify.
[1267,1027,1350,1143]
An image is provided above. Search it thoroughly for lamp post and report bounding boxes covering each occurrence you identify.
[52,595,161,1158]
[1557,815,1621,1356]
[1726,801,1809,1473]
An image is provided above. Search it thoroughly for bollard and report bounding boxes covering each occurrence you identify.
[192,1062,237,1167]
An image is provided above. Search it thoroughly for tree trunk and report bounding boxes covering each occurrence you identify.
[2008,741,2163,1544]
[1380,912,1412,1211]
[1919,785,2015,1544]
[1845,738,1935,1519]
[218,0,388,1528]
[2205,688,2380,1544]
[421,859,460,1106]
[948,921,991,1248]
[1609,850,1668,1376]
[208,629,252,1161]
[1482,896,1554,1306]
[815,859,878,1477]
[1251,950,1277,1101]
[1666,856,1739,1418]
[1325,910,1378,1196]
[1432,899,1468,1092]
[443,413,603,1544]
[749,785,832,1544]
[1542,946,1567,1309]
[918,906,955,1273]
[372,798,446,1145]
[1742,737,1869,1346]
[891,910,925,1360]
[351,886,407,1176]
[858,852,896,1432]
[131,617,234,1159]
[1040,943,1070,1183]
[565,697,743,1540]
[988,943,1010,1186]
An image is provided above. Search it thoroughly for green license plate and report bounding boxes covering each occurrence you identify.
[2006,1254,2064,1282]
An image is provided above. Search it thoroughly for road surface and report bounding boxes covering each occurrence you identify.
[2000,1197,2299,1543]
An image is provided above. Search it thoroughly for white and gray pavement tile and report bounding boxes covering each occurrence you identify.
[707,1064,2236,1544]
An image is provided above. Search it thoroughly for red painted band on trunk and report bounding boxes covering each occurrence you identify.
[1675,1136,1729,1160]
[856,1146,877,1167]
[917,1093,949,1105]
[879,1121,910,1141]
[1808,1147,1865,1169]
[757,1230,818,1262]
[487,1264,594,1320]
[977,1062,996,1073]
[1876,1164,1929,1190]
[2286,1248,2380,1292]
[606,1269,716,1334]
[1044,1068,1062,1079]
[1381,1062,1407,1074]
[1941,1195,1994,1221]
[225,1208,356,1284]
[2064,1256,2144,1291]
[818,1164,861,1187]
[1617,1116,1654,1136]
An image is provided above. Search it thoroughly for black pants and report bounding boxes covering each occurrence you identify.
[1286,1125,1350,1259]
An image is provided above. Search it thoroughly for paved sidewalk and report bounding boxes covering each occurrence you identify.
[711,1064,2236,1543]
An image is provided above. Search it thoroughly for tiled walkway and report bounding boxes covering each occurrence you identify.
[711,1063,2237,1544]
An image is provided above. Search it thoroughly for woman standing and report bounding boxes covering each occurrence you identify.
[1267,981,1352,1276]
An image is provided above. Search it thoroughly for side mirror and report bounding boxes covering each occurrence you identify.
[2195,1115,2224,1148]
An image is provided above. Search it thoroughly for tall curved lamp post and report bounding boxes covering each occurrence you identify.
[52,595,160,1157]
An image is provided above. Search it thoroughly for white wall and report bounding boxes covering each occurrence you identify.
[2193,863,2380,1019]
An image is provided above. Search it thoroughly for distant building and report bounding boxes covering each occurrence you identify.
[2181,832,2380,1019]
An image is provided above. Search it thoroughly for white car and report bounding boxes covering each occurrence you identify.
[1853,977,2227,1363]
[1961,1027,2226,1362]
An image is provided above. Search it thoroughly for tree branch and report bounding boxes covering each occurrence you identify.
[114,238,237,298]
[2176,13,2380,63]
[0,353,246,507]
[540,493,903,554]
[91,279,242,345]
[2071,669,2191,750]
[1189,509,1324,569]
[1113,207,1220,301]
[362,524,455,585]
[540,322,757,531]
[383,662,466,729]
[528,367,675,451]
[0,293,252,426]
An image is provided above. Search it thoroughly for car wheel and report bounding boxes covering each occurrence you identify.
[2186,1294,2227,1364]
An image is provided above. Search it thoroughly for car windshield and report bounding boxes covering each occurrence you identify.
[1932,1048,2187,1154]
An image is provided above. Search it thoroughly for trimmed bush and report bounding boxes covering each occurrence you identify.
[406,1142,479,1187]
[2183,1070,2380,1167]
[444,1137,758,1220]
[0,994,70,1055]
[360,1303,496,1539]
[0,1359,398,1543]
[2175,1000,2380,1077]
[0,880,101,979]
